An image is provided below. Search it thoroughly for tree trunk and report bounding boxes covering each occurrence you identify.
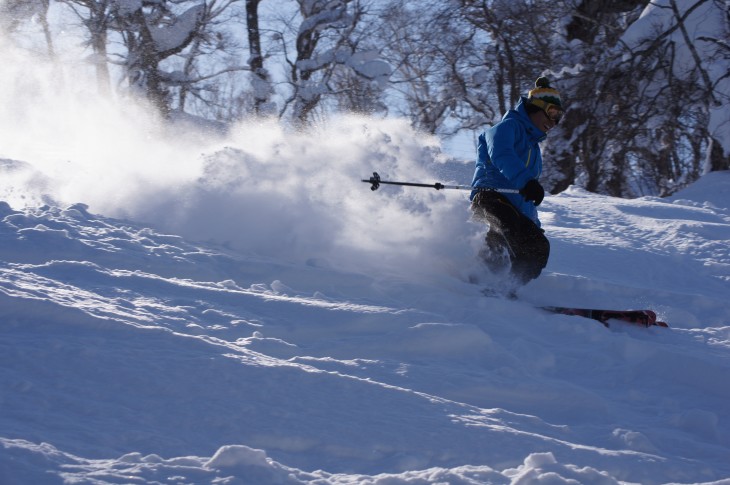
[246,0,271,115]
[707,137,730,172]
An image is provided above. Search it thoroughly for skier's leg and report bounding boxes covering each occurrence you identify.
[480,226,512,273]
[507,217,550,285]
[471,192,518,273]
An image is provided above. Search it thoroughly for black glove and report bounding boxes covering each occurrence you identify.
[520,179,544,206]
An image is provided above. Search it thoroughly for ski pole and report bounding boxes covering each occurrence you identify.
[361,172,519,194]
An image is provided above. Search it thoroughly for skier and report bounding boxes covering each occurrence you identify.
[470,77,563,287]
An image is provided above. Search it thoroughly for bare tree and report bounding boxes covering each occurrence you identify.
[1,0,54,57]
[8,0,727,192]
[110,0,205,116]
[245,0,273,115]
[174,0,250,117]
[566,0,648,44]
[455,0,567,127]
[556,0,728,196]
[58,0,112,93]
[277,0,390,123]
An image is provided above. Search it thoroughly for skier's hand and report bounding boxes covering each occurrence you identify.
[520,179,544,206]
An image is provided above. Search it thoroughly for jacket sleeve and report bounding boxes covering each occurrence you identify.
[486,119,529,183]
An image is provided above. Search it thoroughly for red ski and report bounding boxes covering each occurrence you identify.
[543,306,669,328]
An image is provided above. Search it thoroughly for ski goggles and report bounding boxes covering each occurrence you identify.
[544,104,564,124]
[530,97,564,124]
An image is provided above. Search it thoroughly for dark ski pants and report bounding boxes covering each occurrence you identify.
[471,191,550,285]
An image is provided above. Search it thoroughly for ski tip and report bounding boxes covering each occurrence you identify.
[655,321,670,328]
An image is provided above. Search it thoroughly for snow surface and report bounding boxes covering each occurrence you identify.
[1,36,730,485]
[1,150,730,485]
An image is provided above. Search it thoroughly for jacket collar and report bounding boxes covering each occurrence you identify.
[507,97,547,143]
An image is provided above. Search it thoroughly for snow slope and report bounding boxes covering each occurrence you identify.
[1,152,729,483]
[1,33,729,483]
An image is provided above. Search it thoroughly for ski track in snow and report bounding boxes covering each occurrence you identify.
[1,170,730,484]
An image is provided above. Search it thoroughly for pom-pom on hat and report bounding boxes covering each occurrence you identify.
[528,77,562,111]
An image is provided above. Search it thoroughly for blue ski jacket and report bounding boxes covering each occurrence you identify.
[471,97,546,227]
